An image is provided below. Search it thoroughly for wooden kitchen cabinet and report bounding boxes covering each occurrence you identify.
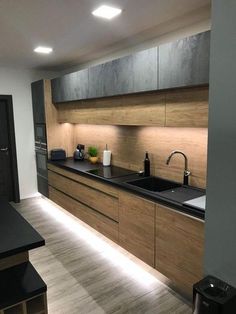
[119,191,155,267]
[48,164,119,242]
[51,68,89,103]
[49,186,119,243]
[57,92,166,125]
[159,31,210,89]
[48,170,118,221]
[88,47,158,99]
[155,204,204,295]
[165,87,209,127]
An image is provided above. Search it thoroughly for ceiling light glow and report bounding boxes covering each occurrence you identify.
[34,46,53,54]
[92,5,122,20]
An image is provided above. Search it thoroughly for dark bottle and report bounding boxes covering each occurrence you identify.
[144,151,150,176]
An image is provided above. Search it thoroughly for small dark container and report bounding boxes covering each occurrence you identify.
[193,276,236,314]
[73,144,85,161]
[144,151,150,176]
[50,149,66,161]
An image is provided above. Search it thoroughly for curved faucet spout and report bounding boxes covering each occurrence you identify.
[166,150,190,185]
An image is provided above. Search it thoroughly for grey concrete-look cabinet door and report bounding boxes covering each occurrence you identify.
[88,61,117,98]
[111,54,134,95]
[88,47,158,99]
[159,31,210,89]
[133,47,158,92]
[51,69,88,103]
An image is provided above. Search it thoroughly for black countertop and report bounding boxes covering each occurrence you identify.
[48,158,205,220]
[0,262,47,309]
[0,200,45,259]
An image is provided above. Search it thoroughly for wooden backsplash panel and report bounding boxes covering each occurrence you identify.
[73,125,207,188]
[52,86,208,188]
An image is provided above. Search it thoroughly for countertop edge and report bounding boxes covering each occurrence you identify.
[48,159,205,220]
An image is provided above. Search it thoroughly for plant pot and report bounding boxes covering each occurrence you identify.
[89,156,98,164]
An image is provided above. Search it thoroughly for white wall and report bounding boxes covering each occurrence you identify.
[0,66,58,200]
[62,19,211,74]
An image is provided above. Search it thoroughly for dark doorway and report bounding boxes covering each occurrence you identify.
[0,96,19,202]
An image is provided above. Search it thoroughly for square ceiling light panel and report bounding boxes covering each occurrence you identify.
[92,5,122,20]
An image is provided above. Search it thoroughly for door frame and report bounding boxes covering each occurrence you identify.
[0,95,20,202]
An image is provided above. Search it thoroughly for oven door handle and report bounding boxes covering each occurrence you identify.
[0,147,8,152]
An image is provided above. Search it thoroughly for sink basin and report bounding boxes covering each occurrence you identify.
[126,176,181,192]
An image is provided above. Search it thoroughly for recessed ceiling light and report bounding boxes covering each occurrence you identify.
[34,46,53,54]
[92,5,122,20]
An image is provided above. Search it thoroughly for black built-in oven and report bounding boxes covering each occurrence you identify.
[35,124,48,197]
[35,124,47,145]
[35,147,48,197]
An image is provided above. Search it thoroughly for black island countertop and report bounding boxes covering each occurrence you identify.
[48,158,205,220]
[0,200,45,259]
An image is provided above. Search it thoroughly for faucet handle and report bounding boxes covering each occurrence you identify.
[184,170,191,177]
[183,170,191,185]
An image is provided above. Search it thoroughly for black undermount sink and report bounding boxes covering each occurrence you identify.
[125,176,181,192]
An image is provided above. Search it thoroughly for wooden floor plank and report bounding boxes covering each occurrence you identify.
[12,197,191,314]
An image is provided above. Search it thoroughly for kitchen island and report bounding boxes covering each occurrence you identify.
[0,200,47,314]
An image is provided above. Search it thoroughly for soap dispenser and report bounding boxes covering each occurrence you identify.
[103,144,111,166]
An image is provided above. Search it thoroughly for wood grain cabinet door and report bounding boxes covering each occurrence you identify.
[51,69,88,103]
[119,191,155,267]
[159,31,210,89]
[155,204,204,295]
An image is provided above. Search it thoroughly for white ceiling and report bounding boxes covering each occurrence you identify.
[0,0,211,71]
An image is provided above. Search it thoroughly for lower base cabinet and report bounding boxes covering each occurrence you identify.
[49,186,119,243]
[119,191,155,267]
[155,204,204,294]
[48,164,205,296]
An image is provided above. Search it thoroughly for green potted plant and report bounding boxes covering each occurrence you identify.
[88,146,99,164]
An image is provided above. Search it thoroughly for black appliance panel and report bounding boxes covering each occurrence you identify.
[37,174,48,198]
[35,147,48,197]
[35,124,47,145]
[87,166,136,179]
[35,149,48,179]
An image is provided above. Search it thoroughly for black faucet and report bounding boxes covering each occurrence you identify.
[166,150,190,185]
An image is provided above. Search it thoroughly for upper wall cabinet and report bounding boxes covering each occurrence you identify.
[88,47,158,99]
[51,69,88,103]
[31,80,46,124]
[51,31,210,104]
[159,31,210,89]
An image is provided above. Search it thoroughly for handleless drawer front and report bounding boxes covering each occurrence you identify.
[119,191,155,267]
[155,204,204,295]
[47,164,118,197]
[48,170,118,221]
[49,186,118,243]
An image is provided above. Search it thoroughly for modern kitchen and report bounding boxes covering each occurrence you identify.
[0,1,236,313]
